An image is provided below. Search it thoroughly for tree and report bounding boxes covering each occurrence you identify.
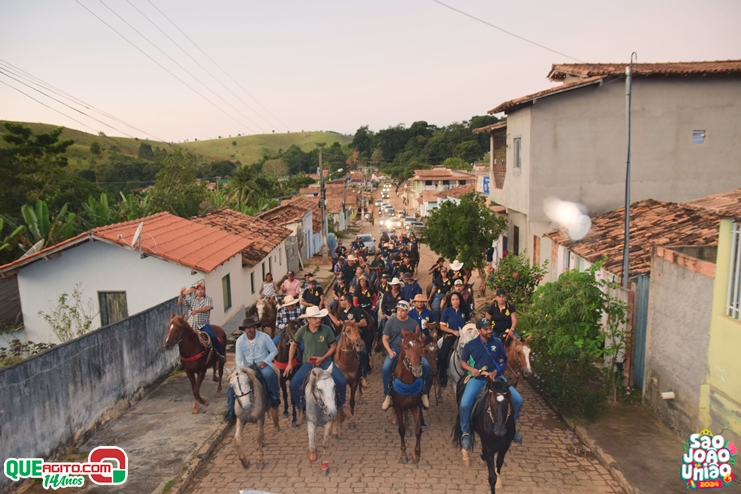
[232,140,237,146]
[441,157,469,170]
[90,141,101,155]
[20,200,77,251]
[423,194,506,272]
[80,193,119,228]
[262,158,288,177]
[150,151,206,218]
[137,142,155,160]
[227,164,259,208]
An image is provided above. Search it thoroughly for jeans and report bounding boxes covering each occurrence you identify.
[459,376,522,435]
[227,364,281,416]
[289,358,347,410]
[432,293,445,322]
[382,348,430,396]
[200,324,224,357]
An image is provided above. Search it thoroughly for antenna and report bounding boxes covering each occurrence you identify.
[131,222,144,249]
[21,239,45,258]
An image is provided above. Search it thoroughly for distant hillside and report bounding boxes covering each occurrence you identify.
[0,121,352,167]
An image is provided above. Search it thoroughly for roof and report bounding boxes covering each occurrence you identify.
[489,76,604,115]
[258,204,309,227]
[437,183,476,199]
[472,121,507,134]
[422,190,439,203]
[681,189,741,222]
[191,208,291,267]
[0,233,92,275]
[411,168,475,182]
[544,200,721,277]
[548,60,741,80]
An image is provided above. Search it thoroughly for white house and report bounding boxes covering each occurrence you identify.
[258,199,318,262]
[0,212,253,344]
[416,190,440,218]
[408,168,475,201]
[436,183,477,207]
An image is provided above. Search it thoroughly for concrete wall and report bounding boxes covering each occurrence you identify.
[0,297,180,494]
[490,107,531,216]
[644,248,714,438]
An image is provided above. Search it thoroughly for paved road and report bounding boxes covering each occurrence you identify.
[186,188,622,494]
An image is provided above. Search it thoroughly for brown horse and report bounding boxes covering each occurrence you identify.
[503,334,533,381]
[422,335,440,405]
[274,320,301,423]
[163,314,225,414]
[256,298,277,338]
[332,320,365,436]
[391,331,425,464]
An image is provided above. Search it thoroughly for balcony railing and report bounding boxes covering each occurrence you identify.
[493,163,506,190]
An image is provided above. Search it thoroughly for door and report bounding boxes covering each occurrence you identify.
[631,275,650,388]
[513,226,520,255]
[98,291,128,327]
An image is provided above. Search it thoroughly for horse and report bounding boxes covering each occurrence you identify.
[422,335,440,405]
[227,365,281,469]
[274,320,301,423]
[255,298,277,338]
[444,323,479,396]
[390,331,426,464]
[163,314,224,414]
[503,334,533,381]
[453,375,517,493]
[305,363,339,475]
[332,320,365,436]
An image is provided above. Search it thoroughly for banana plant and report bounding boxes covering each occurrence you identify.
[119,190,153,221]
[20,200,77,250]
[81,193,118,228]
[0,218,25,252]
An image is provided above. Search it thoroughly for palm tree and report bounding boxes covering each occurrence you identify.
[227,165,258,208]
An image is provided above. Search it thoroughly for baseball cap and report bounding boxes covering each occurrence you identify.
[454,279,464,285]
[476,318,492,330]
[396,300,410,310]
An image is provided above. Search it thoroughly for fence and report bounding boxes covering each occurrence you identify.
[0,297,180,494]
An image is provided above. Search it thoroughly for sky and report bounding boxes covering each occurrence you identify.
[1,0,739,142]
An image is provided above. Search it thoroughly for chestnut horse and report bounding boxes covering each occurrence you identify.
[503,334,533,381]
[256,298,277,338]
[332,320,365,435]
[391,331,425,464]
[274,320,301,423]
[163,314,224,414]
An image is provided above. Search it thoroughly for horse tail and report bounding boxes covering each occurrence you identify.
[452,414,462,447]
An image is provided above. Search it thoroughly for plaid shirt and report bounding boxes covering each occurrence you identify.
[183,294,212,330]
[276,304,302,331]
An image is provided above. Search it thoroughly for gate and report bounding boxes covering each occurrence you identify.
[631,274,650,388]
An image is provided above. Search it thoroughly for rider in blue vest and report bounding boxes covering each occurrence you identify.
[458,318,523,449]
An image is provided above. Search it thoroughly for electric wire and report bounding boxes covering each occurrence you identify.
[147,0,289,132]
[97,0,266,133]
[124,0,277,132]
[432,0,583,63]
[75,0,258,135]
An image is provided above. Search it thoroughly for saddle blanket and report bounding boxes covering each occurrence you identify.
[393,377,422,395]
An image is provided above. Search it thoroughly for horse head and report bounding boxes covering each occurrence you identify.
[163,313,190,350]
[256,299,266,321]
[486,376,515,438]
[422,336,438,371]
[308,363,338,420]
[507,334,533,377]
[399,331,424,379]
[228,366,255,413]
[341,320,365,353]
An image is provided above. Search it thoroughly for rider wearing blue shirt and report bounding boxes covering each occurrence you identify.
[409,294,434,338]
[458,318,523,448]
[438,291,467,387]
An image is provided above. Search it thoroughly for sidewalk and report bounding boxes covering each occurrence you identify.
[567,404,741,494]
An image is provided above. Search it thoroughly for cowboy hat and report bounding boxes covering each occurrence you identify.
[299,306,329,319]
[347,255,358,261]
[239,314,261,329]
[412,294,427,303]
[388,277,403,286]
[462,322,477,333]
[450,260,464,271]
[280,295,299,307]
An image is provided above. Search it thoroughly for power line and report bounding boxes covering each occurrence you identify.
[432,0,583,63]
[97,0,266,133]
[124,0,277,132]
[0,59,168,142]
[147,0,290,132]
[75,0,258,134]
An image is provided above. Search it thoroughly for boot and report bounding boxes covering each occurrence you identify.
[381,395,392,411]
[421,394,430,409]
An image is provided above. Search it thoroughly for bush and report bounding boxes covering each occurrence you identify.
[485,252,548,306]
[0,340,56,368]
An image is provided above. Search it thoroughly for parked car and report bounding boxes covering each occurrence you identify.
[386,217,402,229]
[403,216,417,227]
[375,199,383,206]
[357,233,376,254]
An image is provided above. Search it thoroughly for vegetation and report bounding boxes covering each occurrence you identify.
[484,252,548,306]
[0,340,56,368]
[38,283,99,342]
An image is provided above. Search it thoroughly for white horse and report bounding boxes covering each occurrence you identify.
[227,366,280,469]
[443,323,479,395]
[305,363,339,475]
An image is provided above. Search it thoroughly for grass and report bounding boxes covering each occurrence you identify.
[162,479,176,493]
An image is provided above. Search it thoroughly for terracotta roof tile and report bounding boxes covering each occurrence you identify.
[681,189,741,222]
[472,121,507,134]
[260,196,322,233]
[544,200,721,277]
[191,208,291,267]
[437,183,476,199]
[489,76,604,115]
[548,60,741,80]
[422,190,439,203]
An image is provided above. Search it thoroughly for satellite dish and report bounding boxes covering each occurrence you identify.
[131,222,144,248]
[21,239,45,258]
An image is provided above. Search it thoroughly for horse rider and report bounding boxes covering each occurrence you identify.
[301,277,325,311]
[333,255,346,279]
[409,294,434,339]
[446,279,472,321]
[381,300,430,411]
[272,295,302,346]
[378,277,404,352]
[303,272,314,292]
[368,252,385,286]
[328,293,369,389]
[458,318,523,448]
[396,253,415,278]
[449,260,469,286]
[400,272,423,302]
[283,306,353,426]
[485,288,519,340]
[342,255,359,287]
[179,283,225,364]
[330,276,350,311]
[428,257,445,286]
[281,270,302,299]
[430,266,452,322]
[259,272,278,309]
[334,241,347,267]
[352,235,363,252]
[377,273,391,295]
[225,315,281,423]
[438,291,467,388]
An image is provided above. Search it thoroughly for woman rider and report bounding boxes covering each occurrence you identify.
[430,266,452,323]
[354,276,377,325]
[438,291,467,388]
[259,272,277,308]
[485,288,519,340]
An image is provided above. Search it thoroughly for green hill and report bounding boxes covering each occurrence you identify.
[0,121,352,167]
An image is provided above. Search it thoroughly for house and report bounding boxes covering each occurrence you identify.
[436,182,477,206]
[416,190,441,217]
[407,168,475,202]
[190,208,292,303]
[0,212,253,343]
[258,201,316,264]
[281,196,325,255]
[478,60,741,266]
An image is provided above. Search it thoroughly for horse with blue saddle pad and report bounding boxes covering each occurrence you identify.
[390,331,426,464]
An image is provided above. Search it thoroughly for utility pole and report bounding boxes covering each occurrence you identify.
[622,52,637,288]
[319,150,328,261]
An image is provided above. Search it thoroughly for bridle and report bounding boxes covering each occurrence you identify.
[233,373,253,401]
[311,376,333,416]
[487,388,512,426]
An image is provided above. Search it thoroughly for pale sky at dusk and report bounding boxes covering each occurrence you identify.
[1,0,739,142]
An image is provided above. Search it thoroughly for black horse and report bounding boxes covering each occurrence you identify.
[452,375,517,494]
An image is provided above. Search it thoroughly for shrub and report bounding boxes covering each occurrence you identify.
[38,283,98,342]
[485,252,548,306]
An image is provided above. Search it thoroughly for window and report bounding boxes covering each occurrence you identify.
[727,222,741,320]
[564,248,572,270]
[692,130,706,145]
[98,291,128,327]
[250,272,255,294]
[222,274,232,311]
[459,180,467,186]
[513,225,520,255]
[443,180,450,186]
[513,137,522,168]
[425,180,433,186]
[262,262,266,281]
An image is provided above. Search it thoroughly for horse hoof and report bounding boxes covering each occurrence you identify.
[255,462,265,470]
[391,416,397,425]
[215,390,222,396]
[411,456,420,464]
[200,399,209,407]
[192,409,199,415]
[399,456,408,464]
[240,459,250,469]
[331,434,339,440]
[282,411,289,418]
[274,425,281,432]
[308,451,318,463]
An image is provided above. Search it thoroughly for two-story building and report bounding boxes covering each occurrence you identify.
[407,167,475,201]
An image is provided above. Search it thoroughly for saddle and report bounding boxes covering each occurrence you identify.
[249,363,278,409]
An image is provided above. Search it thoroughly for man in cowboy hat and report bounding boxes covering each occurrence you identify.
[449,260,468,285]
[409,294,434,339]
[179,282,225,364]
[400,272,422,302]
[273,295,302,346]
[328,293,369,388]
[284,306,353,425]
[225,315,280,423]
[378,277,404,352]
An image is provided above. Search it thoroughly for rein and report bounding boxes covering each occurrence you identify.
[233,374,254,400]
[487,390,512,425]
